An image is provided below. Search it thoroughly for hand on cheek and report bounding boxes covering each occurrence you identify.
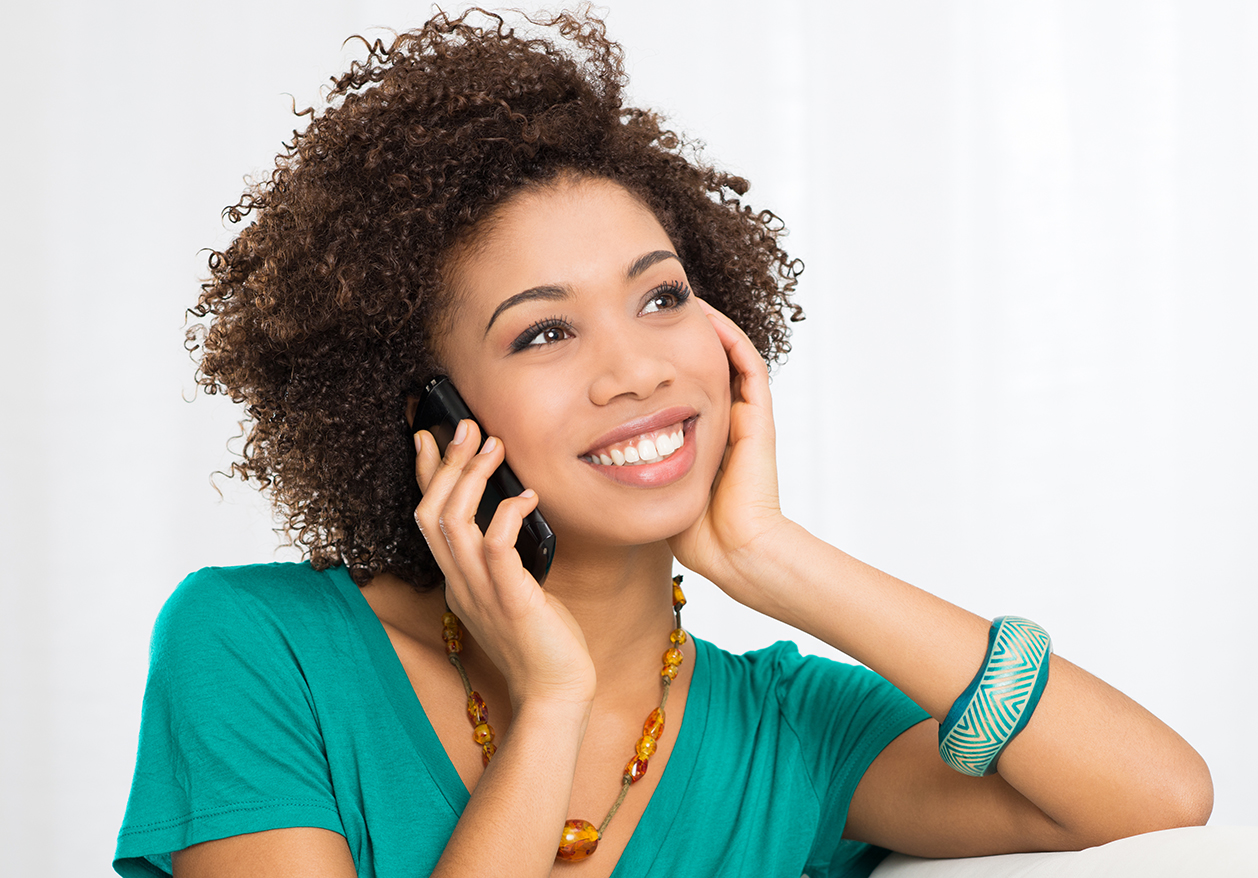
[669,300,789,605]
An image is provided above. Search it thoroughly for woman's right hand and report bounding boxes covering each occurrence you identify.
[414,419,595,709]
[416,419,597,877]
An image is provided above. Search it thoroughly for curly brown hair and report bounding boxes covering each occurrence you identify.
[189,7,804,590]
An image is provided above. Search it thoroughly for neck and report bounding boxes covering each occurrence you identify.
[532,539,684,731]
[364,540,682,696]
[537,539,678,682]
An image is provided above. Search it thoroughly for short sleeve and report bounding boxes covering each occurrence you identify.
[114,568,345,877]
[773,646,929,877]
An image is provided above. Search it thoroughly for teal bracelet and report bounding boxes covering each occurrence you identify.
[938,616,1052,777]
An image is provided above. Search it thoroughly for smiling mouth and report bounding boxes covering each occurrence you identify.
[580,420,690,467]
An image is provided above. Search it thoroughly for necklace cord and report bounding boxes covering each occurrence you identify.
[441,575,687,861]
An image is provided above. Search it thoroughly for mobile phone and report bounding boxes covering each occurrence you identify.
[414,376,556,585]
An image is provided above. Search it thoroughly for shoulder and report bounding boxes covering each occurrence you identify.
[150,562,360,671]
[696,637,926,759]
[137,561,374,751]
[157,562,351,629]
[697,637,886,701]
[162,561,345,611]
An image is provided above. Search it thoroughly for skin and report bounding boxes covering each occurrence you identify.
[173,176,1212,878]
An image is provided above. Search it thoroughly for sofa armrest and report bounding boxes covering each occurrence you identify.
[869,825,1257,877]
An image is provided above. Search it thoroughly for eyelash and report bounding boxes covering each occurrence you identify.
[510,316,573,352]
[508,281,692,351]
[643,280,691,313]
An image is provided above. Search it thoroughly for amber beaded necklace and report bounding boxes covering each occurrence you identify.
[441,575,688,862]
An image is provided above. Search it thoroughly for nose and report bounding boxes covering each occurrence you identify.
[586,327,676,406]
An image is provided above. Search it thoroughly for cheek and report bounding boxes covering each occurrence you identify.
[679,318,733,449]
[452,372,570,481]
[690,320,733,401]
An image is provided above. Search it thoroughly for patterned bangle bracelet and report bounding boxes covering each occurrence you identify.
[938,615,1052,777]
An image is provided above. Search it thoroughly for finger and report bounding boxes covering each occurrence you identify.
[415,418,480,500]
[414,429,442,493]
[479,488,543,608]
[435,434,511,580]
[413,419,481,575]
[437,439,540,622]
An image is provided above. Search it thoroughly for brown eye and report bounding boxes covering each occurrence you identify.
[641,281,691,315]
[511,318,574,351]
[533,326,568,345]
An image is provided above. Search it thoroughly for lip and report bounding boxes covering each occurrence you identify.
[581,417,699,488]
[580,405,698,458]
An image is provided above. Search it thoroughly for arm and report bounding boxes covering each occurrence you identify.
[729,526,1211,854]
[672,301,1212,857]
[173,828,356,878]
[171,697,589,878]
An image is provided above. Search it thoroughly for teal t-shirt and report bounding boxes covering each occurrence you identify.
[115,563,927,877]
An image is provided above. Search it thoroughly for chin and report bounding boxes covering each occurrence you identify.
[543,487,709,552]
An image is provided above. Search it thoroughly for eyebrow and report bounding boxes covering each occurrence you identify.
[627,249,680,280]
[483,284,571,336]
[482,250,681,336]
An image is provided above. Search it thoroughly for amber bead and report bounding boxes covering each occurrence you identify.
[557,819,600,861]
[473,722,494,745]
[660,664,679,680]
[481,741,496,764]
[643,707,665,739]
[635,734,657,760]
[445,639,462,655]
[672,579,687,609]
[670,627,687,645]
[466,691,488,725]
[441,626,459,643]
[442,611,459,629]
[662,646,684,667]
[624,755,649,784]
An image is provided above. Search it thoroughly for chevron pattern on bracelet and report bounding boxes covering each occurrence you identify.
[940,617,1051,776]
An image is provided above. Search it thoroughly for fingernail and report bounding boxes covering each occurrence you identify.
[481,436,498,454]
[520,488,536,499]
[452,419,469,446]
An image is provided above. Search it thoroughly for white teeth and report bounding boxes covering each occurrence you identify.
[584,423,688,467]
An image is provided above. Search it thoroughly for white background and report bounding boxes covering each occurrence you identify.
[2,1,1254,874]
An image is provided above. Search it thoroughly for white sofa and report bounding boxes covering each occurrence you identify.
[869,826,1257,877]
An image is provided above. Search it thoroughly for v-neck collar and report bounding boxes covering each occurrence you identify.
[329,565,711,876]
[332,566,470,813]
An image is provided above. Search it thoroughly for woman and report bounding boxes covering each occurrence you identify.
[115,9,1211,877]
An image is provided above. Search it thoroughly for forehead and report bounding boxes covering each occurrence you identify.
[447,177,674,309]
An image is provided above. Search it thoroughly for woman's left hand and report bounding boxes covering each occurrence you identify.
[668,299,791,608]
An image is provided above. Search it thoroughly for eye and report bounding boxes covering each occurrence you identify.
[641,280,691,315]
[511,317,573,352]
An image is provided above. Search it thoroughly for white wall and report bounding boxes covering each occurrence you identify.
[2,2,1254,874]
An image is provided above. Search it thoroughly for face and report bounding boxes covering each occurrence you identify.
[437,176,731,551]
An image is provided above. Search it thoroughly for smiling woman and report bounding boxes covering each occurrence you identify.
[114,7,1211,878]
[175,8,800,596]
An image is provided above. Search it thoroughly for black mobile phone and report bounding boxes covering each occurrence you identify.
[414,376,556,586]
